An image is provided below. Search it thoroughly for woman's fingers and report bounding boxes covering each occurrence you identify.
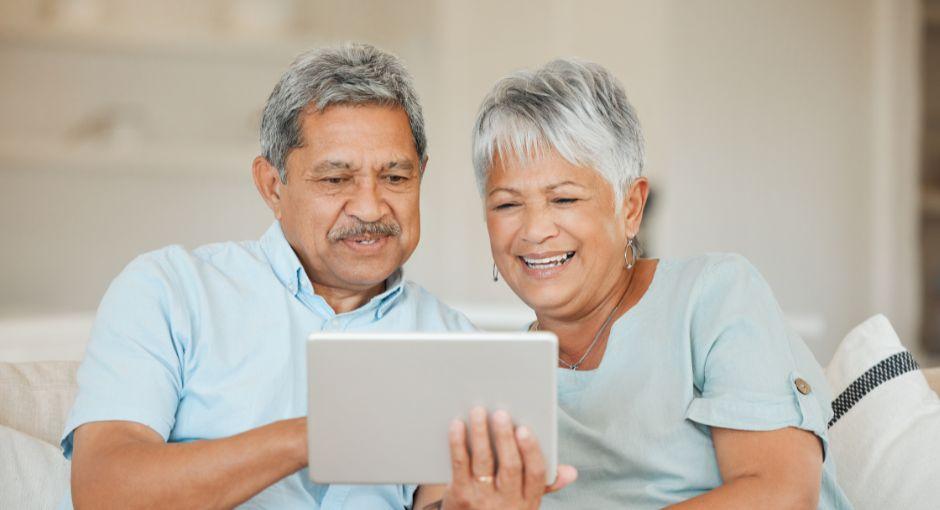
[448,419,471,491]
[468,406,495,479]
[491,410,523,492]
[546,464,578,493]
[516,425,548,501]
[452,408,571,505]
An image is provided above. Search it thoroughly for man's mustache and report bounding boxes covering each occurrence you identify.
[327,220,402,242]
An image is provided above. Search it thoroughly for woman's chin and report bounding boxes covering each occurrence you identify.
[514,284,576,315]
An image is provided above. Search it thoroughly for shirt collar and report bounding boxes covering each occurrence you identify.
[260,221,306,295]
[373,269,404,319]
[260,221,406,317]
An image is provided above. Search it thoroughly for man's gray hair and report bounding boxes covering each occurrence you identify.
[261,43,427,182]
[472,59,645,204]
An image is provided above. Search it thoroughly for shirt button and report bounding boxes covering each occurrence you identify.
[794,378,812,395]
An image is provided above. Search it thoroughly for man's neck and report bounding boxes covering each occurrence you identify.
[311,280,387,314]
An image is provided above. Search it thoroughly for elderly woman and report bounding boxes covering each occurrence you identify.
[416,60,853,509]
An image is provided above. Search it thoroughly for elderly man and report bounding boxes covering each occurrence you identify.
[60,43,475,509]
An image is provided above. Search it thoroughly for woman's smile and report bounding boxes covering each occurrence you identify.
[518,250,577,278]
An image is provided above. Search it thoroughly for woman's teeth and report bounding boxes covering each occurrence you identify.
[522,252,575,269]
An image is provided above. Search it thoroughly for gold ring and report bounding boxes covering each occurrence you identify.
[476,475,494,484]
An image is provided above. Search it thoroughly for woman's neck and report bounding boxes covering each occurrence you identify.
[535,259,657,368]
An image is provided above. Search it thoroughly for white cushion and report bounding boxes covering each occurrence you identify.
[0,423,70,510]
[825,314,940,510]
[0,361,79,446]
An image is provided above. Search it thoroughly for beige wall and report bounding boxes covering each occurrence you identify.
[0,0,922,363]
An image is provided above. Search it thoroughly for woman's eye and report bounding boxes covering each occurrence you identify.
[494,203,519,210]
[553,197,578,204]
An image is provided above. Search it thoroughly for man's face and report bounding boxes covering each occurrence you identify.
[274,104,422,295]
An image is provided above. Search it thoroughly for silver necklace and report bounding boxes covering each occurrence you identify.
[533,266,637,370]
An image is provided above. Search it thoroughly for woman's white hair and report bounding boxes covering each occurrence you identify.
[472,59,645,204]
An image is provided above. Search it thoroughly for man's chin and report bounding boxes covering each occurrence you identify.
[331,260,402,288]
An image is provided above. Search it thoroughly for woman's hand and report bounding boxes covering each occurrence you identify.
[440,407,576,510]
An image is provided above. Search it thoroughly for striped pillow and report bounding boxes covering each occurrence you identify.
[824,315,940,510]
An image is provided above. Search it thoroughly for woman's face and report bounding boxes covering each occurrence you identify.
[485,150,647,319]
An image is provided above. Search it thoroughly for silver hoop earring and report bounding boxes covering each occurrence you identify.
[624,238,639,269]
[492,262,499,282]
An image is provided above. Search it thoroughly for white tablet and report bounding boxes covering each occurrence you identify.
[306,331,558,485]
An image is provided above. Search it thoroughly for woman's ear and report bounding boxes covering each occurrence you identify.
[621,177,649,238]
[252,156,284,220]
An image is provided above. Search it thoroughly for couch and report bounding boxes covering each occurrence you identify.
[2,316,939,510]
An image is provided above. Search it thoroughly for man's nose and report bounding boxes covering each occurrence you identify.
[521,205,559,245]
[345,178,387,223]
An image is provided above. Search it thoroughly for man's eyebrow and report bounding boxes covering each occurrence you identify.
[385,160,415,171]
[312,160,353,173]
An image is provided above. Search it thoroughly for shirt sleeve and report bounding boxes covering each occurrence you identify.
[684,254,832,457]
[60,252,190,458]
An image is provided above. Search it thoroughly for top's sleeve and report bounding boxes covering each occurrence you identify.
[684,254,831,456]
[60,252,190,458]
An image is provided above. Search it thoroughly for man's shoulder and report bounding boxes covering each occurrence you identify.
[124,239,266,282]
[395,280,478,332]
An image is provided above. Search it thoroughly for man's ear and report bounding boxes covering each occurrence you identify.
[252,156,284,220]
[621,176,649,238]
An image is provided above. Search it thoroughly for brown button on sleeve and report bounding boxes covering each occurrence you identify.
[794,377,812,395]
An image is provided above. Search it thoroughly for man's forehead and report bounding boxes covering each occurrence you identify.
[296,105,418,152]
[300,103,410,129]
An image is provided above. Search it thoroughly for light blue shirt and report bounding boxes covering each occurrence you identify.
[541,254,853,509]
[59,222,475,509]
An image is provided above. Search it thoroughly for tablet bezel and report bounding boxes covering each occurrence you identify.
[306,331,558,485]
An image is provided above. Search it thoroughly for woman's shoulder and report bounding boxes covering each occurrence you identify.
[657,252,766,291]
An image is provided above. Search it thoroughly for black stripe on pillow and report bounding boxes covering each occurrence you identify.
[828,351,920,429]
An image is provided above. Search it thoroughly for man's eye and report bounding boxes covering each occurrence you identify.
[385,175,408,184]
[494,203,519,210]
[553,198,578,204]
[322,177,349,185]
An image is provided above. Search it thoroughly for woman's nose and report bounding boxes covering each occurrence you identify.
[521,206,559,245]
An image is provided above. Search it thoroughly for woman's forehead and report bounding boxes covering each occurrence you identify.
[487,151,607,192]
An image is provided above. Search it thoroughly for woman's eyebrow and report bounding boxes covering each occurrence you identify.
[545,180,585,191]
[487,186,519,197]
[487,180,585,196]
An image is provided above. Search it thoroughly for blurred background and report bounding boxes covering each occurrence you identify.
[0,0,936,367]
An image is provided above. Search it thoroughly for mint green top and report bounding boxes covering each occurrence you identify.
[541,254,852,509]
